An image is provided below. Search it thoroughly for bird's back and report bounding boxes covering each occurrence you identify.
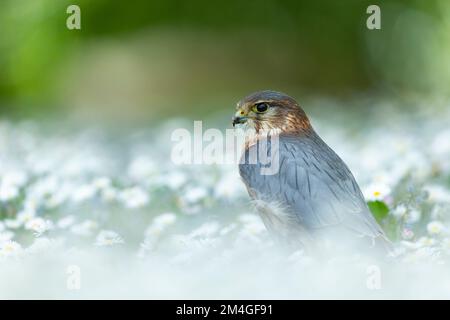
[239,132,391,253]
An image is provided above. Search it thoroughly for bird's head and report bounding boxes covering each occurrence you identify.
[232,90,312,135]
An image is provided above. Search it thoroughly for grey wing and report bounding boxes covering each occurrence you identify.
[239,135,386,240]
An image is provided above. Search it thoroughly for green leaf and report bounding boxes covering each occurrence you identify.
[367,200,389,223]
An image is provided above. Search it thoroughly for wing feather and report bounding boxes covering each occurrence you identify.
[239,134,386,240]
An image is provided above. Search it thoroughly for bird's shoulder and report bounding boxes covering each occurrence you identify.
[240,132,350,179]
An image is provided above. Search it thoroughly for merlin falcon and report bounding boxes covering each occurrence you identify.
[233,90,392,254]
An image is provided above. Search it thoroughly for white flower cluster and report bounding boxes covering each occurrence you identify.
[0,103,450,297]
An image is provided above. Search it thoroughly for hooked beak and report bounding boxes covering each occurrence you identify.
[232,116,248,127]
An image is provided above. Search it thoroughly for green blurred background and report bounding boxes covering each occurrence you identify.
[0,0,449,123]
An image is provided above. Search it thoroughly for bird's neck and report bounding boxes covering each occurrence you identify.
[244,128,282,149]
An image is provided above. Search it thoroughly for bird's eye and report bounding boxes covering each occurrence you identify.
[254,103,269,113]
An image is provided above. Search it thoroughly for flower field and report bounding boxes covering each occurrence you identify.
[1,100,450,298]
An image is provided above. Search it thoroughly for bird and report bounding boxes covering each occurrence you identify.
[233,90,392,255]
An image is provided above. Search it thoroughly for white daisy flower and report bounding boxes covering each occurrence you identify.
[183,187,207,204]
[143,213,177,251]
[392,204,407,218]
[45,189,68,209]
[236,214,267,241]
[0,240,23,258]
[144,225,165,239]
[405,209,422,224]
[17,209,36,224]
[417,236,436,248]
[152,212,177,228]
[363,183,391,202]
[92,177,112,190]
[163,172,187,189]
[25,217,51,235]
[100,186,118,202]
[119,187,150,209]
[0,182,19,202]
[95,230,124,246]
[214,173,245,200]
[72,184,96,203]
[128,157,157,180]
[427,221,446,236]
[189,222,219,238]
[30,175,58,198]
